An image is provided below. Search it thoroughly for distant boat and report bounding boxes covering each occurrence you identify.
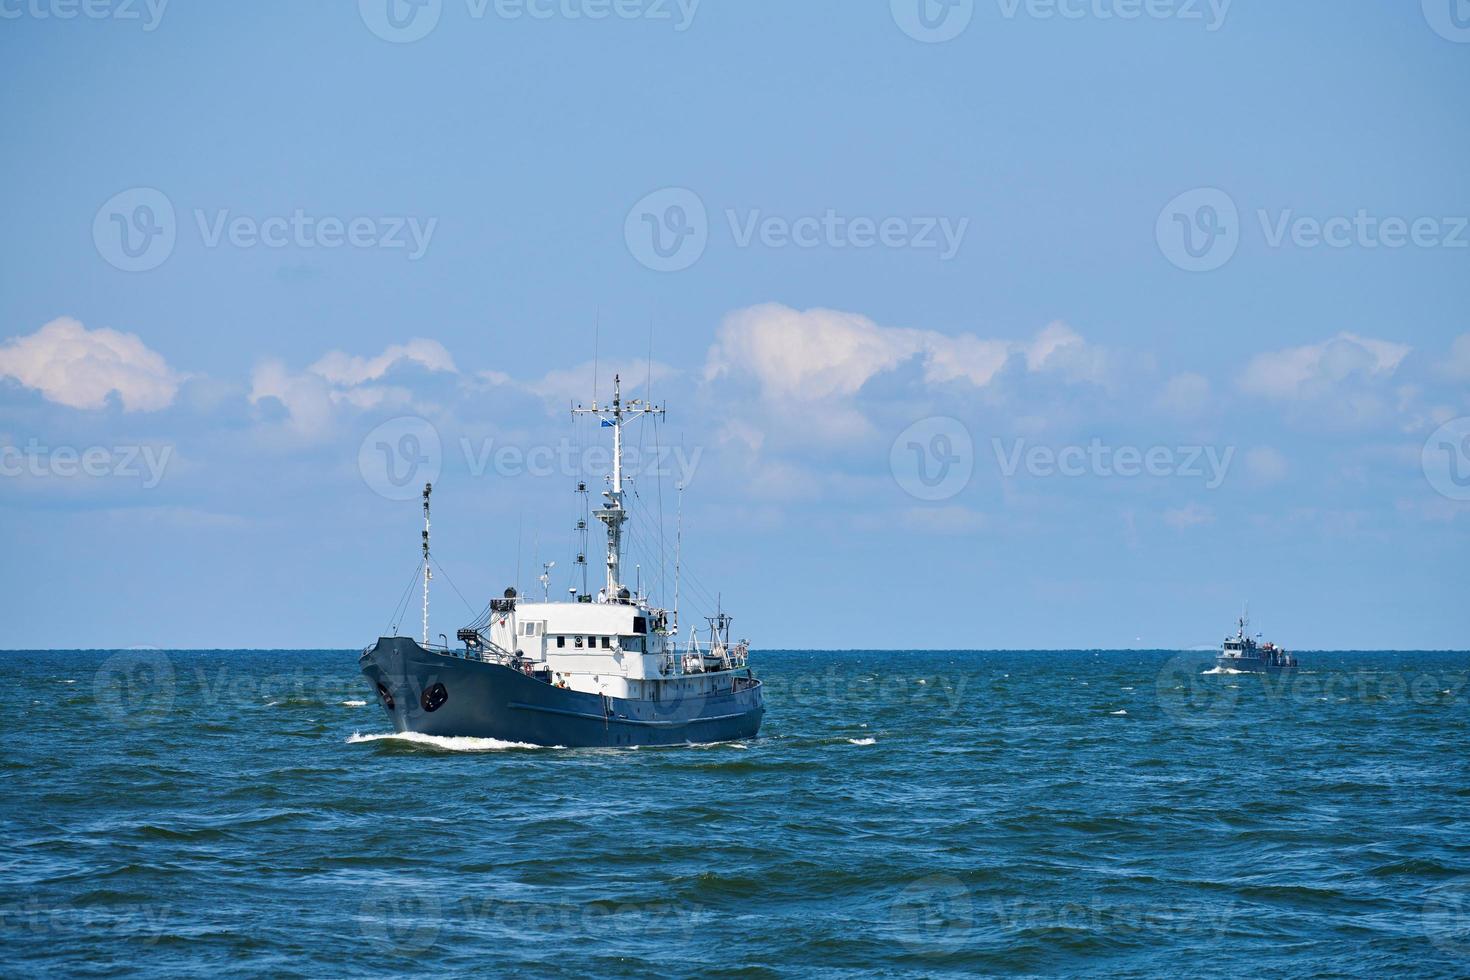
[359,374,764,747]
[1217,609,1298,672]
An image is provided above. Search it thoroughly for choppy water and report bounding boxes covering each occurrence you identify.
[4,649,1469,977]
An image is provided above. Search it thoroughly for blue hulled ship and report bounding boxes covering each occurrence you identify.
[1217,610,1298,672]
[360,375,764,747]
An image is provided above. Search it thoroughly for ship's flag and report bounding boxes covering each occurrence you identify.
[601,419,614,426]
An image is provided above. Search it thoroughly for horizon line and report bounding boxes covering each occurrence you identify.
[3,647,1467,654]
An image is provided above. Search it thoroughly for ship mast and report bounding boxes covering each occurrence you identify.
[572,374,663,600]
[421,482,432,645]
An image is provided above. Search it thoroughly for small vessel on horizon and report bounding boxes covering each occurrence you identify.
[359,374,764,747]
[1217,609,1298,672]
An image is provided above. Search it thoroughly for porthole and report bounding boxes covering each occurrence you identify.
[376,682,395,710]
[420,682,448,713]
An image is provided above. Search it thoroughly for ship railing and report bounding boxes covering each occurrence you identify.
[679,646,751,675]
[421,640,523,668]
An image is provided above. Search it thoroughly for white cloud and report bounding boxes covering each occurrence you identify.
[308,339,456,386]
[525,360,674,406]
[1438,333,1470,382]
[920,333,1014,387]
[249,360,337,435]
[1019,321,1112,385]
[0,317,184,412]
[250,339,455,436]
[1239,332,1410,400]
[706,304,923,400]
[706,303,1111,402]
[1243,446,1289,485]
[1157,372,1212,417]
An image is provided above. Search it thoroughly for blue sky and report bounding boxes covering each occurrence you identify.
[1,1,1467,649]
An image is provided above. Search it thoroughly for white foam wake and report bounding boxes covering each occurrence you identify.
[848,737,877,746]
[347,731,550,752]
[341,700,367,707]
[1202,666,1246,675]
[1110,710,1128,716]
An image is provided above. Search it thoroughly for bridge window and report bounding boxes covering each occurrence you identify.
[601,636,611,649]
[556,636,565,649]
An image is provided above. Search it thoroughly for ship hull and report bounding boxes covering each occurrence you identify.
[1215,656,1295,673]
[360,637,764,748]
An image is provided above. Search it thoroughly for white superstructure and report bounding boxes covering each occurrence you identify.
[458,374,749,700]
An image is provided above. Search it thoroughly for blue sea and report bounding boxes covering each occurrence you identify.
[3,649,1468,977]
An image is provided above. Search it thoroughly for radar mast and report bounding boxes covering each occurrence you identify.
[572,374,664,600]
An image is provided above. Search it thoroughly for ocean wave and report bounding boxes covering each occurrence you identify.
[340,700,366,707]
[848,737,877,745]
[346,731,551,752]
